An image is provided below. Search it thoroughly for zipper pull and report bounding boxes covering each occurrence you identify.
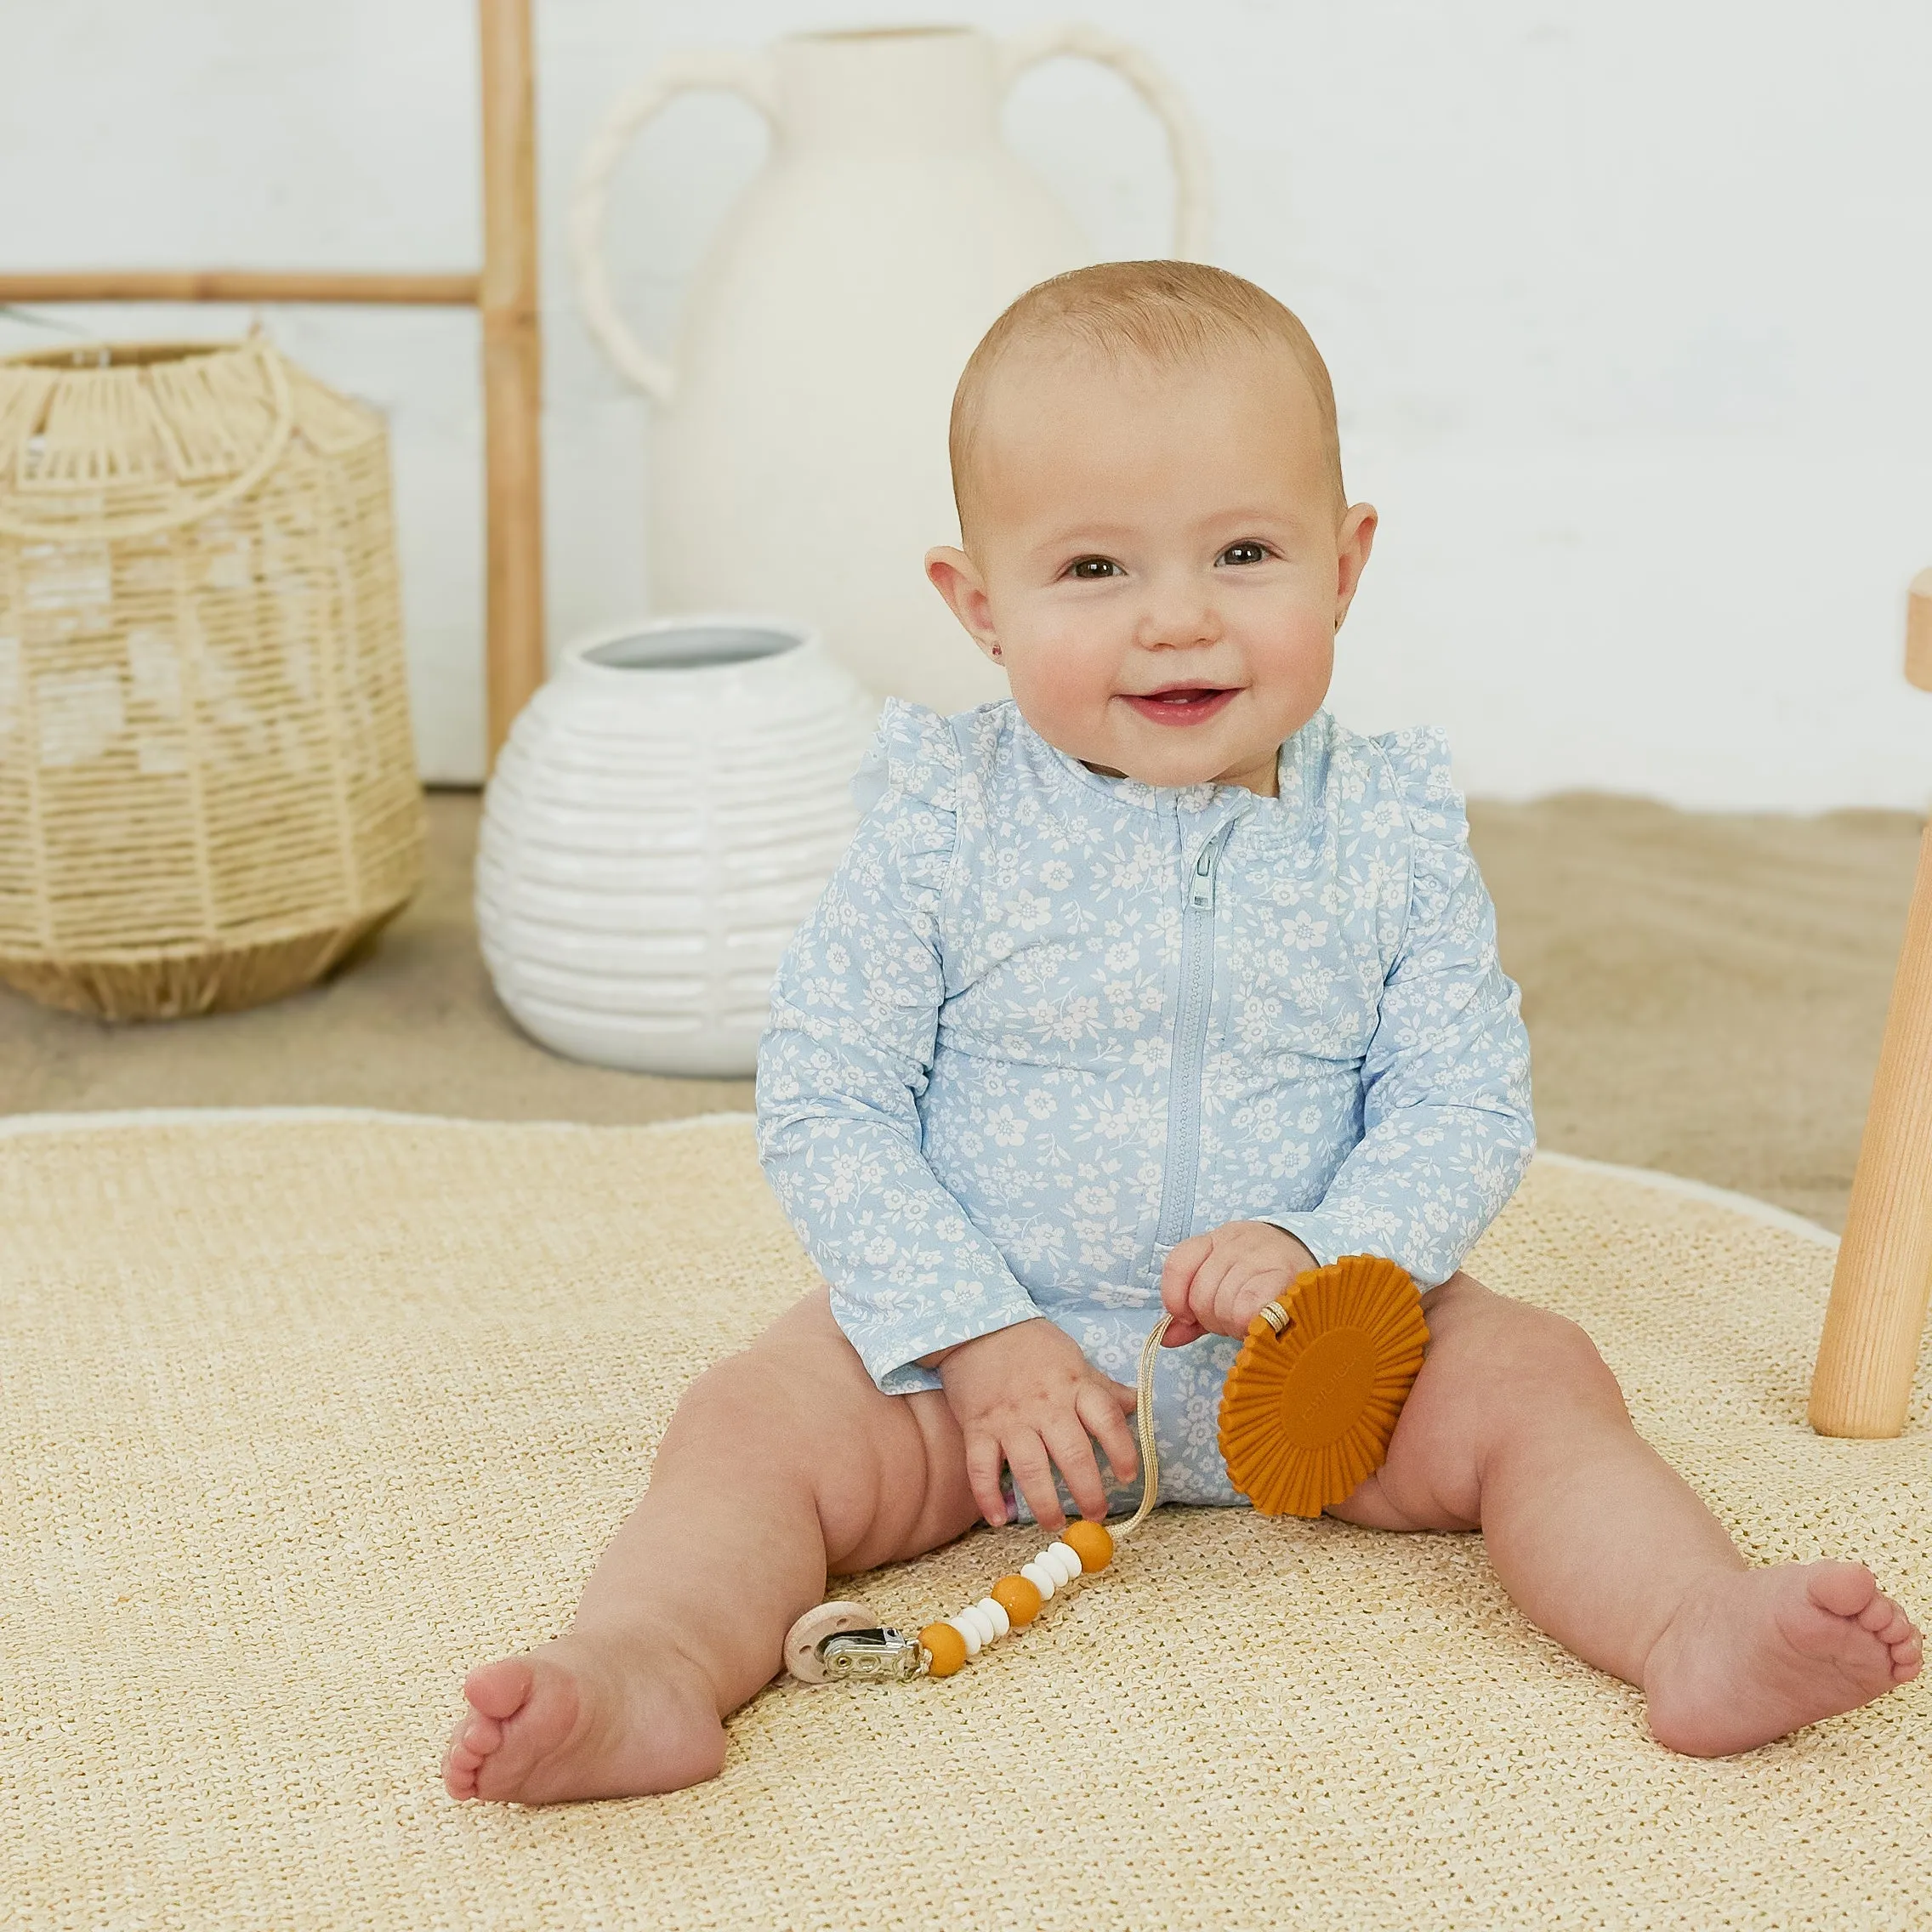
[1188,821,1236,912]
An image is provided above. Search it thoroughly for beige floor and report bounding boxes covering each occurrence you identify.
[9,1115,1926,1930]
[3,789,1923,1230]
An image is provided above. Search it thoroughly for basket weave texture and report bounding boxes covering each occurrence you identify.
[0,337,423,1019]
[3,1117,1927,1930]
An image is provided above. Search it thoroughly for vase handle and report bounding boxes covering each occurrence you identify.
[999,25,1214,260]
[568,51,778,402]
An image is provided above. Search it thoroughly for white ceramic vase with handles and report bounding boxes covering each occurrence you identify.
[475,617,878,1077]
[571,24,1213,717]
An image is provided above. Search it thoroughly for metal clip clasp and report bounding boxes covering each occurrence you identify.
[818,1628,928,1682]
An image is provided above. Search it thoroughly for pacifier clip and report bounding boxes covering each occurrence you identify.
[784,1254,1429,1685]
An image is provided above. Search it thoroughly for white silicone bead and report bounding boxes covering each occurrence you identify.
[1047,1543,1082,1583]
[975,1596,1011,1639]
[959,1604,995,1648]
[946,1614,980,1657]
[1021,1560,1054,1600]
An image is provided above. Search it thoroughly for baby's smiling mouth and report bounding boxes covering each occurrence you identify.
[1118,685,1240,727]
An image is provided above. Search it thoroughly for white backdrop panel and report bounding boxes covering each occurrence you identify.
[3,0,1929,804]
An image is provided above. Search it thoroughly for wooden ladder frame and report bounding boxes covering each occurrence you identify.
[0,0,545,765]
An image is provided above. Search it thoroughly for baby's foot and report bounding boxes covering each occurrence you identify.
[442,1630,727,1803]
[1643,1560,1921,1756]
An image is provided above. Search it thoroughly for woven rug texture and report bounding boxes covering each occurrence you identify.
[4,1113,1929,1932]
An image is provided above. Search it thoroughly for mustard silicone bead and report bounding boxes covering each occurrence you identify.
[1061,1520,1114,1573]
[919,1622,968,1677]
[991,1573,1043,1626]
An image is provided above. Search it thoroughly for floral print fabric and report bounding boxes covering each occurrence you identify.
[756,698,1534,1508]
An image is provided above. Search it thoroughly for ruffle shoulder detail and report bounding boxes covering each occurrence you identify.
[1372,725,1461,839]
[1371,725,1473,940]
[850,696,963,819]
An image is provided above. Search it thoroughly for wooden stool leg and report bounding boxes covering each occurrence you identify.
[1810,823,1932,1436]
[479,0,546,765]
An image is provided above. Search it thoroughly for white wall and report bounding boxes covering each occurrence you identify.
[4,0,1930,807]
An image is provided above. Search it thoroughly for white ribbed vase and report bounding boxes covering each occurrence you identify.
[476,617,878,1076]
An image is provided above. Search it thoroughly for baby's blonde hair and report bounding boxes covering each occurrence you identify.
[948,260,1344,545]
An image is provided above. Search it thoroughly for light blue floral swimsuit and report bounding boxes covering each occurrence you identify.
[755,698,1535,1512]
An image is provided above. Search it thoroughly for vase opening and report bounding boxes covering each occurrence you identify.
[582,624,805,673]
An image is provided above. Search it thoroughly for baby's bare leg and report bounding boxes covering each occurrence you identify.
[1334,1275,1921,1755]
[444,1289,980,1803]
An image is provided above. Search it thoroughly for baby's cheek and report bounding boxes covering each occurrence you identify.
[1005,619,1122,732]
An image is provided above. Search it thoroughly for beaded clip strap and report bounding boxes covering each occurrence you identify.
[784,1254,1425,1684]
[783,1332,1168,1685]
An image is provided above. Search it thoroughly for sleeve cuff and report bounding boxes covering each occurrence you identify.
[844,1296,1045,1397]
[1259,1213,1440,1290]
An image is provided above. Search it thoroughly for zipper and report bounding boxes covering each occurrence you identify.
[1154,812,1242,1258]
[1188,822,1230,911]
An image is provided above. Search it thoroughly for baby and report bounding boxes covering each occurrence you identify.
[446,261,1920,1803]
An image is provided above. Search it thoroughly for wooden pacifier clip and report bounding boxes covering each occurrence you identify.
[784,1253,1429,1685]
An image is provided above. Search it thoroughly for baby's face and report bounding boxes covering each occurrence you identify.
[928,344,1374,797]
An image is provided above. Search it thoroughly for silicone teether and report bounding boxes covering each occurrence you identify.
[1217,1254,1429,1517]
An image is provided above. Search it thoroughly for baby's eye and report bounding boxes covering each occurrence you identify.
[1066,557,1122,580]
[1218,542,1270,567]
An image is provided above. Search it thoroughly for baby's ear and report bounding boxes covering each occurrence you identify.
[925,547,1001,661]
[1333,503,1378,632]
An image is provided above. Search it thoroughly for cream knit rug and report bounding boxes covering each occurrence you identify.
[4,1111,1928,1932]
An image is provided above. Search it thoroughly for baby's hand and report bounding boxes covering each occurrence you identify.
[1160,1221,1317,1346]
[925,1320,1139,1532]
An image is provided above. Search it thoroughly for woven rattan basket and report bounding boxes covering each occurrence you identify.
[0,336,424,1020]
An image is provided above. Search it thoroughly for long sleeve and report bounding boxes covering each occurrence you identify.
[1265,729,1535,1286]
[756,702,1044,1394]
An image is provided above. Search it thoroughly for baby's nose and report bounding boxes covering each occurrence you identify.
[1133,579,1223,651]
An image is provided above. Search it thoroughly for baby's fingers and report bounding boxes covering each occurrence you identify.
[1041,1416,1110,1526]
[1159,1234,1213,1318]
[1077,1379,1139,1489]
[1003,1431,1067,1536]
[1186,1247,1248,1333]
[1208,1258,1274,1335]
[963,1429,1011,1527]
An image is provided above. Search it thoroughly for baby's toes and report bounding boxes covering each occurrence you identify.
[1855,1591,1906,1637]
[457,1710,504,1757]
[1850,1590,1922,1667]
[1804,1560,1880,1622]
[463,1656,537,1723]
[443,1728,485,1798]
